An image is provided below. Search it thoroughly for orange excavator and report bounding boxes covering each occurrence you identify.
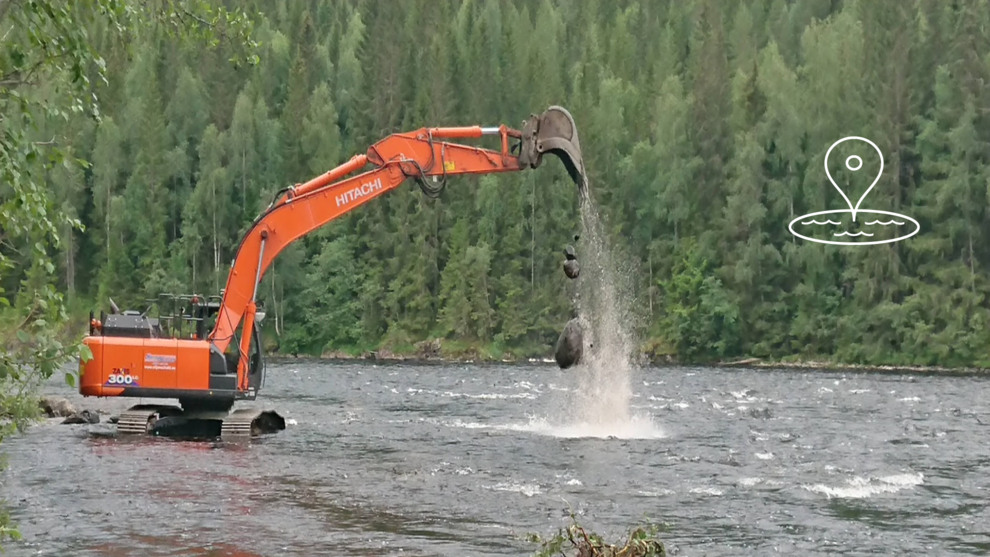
[78,106,585,438]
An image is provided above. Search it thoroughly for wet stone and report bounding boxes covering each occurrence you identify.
[61,409,100,425]
[554,318,584,370]
[563,259,580,279]
[40,396,76,418]
[562,245,579,279]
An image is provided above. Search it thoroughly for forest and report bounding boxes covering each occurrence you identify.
[4,0,990,368]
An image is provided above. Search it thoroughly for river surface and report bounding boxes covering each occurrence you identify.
[2,361,989,556]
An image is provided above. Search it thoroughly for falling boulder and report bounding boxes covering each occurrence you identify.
[562,245,580,279]
[62,409,100,425]
[554,318,584,369]
[563,259,580,279]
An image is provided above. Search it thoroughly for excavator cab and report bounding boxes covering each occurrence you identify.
[217,321,265,392]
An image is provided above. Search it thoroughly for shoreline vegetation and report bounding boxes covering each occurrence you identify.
[58,310,990,376]
[57,306,990,376]
[265,339,990,376]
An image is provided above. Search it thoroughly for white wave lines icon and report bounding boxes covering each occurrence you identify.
[800,219,841,226]
[788,136,919,246]
[863,219,903,226]
[833,231,873,237]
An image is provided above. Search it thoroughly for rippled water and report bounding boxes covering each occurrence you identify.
[3,361,989,556]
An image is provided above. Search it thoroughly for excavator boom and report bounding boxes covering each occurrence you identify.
[211,108,585,389]
[78,107,585,436]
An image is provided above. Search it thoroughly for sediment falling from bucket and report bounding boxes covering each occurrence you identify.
[550,178,660,438]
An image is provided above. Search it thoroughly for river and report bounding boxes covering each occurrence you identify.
[2,361,989,556]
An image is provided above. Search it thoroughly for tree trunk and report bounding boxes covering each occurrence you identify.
[212,179,219,292]
[65,224,75,299]
[105,186,111,266]
[530,180,536,286]
[241,148,246,215]
[648,250,654,318]
[969,231,975,294]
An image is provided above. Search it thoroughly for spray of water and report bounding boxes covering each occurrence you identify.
[534,179,663,439]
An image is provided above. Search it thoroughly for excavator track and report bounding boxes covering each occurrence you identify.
[116,405,285,439]
[220,408,286,439]
[116,404,183,435]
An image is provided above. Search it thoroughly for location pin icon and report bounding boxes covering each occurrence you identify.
[824,136,884,222]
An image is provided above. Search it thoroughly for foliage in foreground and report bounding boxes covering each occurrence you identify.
[0,0,258,546]
[529,518,666,557]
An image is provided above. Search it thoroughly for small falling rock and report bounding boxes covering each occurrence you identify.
[563,259,580,279]
[554,318,584,369]
[562,245,579,279]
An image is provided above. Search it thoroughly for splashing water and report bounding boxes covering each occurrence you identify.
[539,178,663,439]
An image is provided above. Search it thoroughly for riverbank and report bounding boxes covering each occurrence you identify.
[266,340,990,376]
[62,307,990,376]
[736,358,990,376]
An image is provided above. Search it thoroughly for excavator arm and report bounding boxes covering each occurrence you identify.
[208,107,586,391]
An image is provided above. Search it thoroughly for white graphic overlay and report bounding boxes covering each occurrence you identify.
[788,136,919,246]
[825,136,881,222]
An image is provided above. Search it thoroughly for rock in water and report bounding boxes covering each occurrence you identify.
[40,396,76,417]
[62,409,100,424]
[554,318,584,369]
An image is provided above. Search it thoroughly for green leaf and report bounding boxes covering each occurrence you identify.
[16,329,31,343]
[64,372,76,388]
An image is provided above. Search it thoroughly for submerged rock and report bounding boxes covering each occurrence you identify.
[749,407,773,420]
[554,318,584,369]
[62,409,100,425]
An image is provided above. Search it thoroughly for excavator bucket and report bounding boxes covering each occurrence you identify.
[519,106,588,199]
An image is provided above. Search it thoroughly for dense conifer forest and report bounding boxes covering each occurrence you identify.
[5,0,990,367]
